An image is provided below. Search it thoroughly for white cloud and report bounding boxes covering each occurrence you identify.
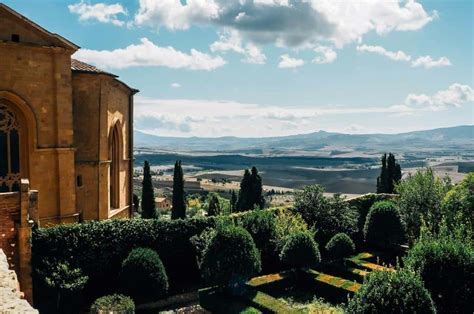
[404,83,473,110]
[356,44,411,61]
[278,54,304,68]
[411,55,452,69]
[171,83,181,88]
[73,38,226,70]
[210,30,266,64]
[134,83,472,137]
[133,0,437,49]
[68,1,127,26]
[313,46,337,64]
[133,0,219,30]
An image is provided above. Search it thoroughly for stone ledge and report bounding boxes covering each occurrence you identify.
[0,249,37,313]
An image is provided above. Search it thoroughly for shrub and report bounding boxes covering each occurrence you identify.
[241,210,279,272]
[396,168,450,244]
[201,225,261,289]
[90,294,135,313]
[363,201,405,247]
[120,248,168,303]
[280,231,321,268]
[347,269,435,314]
[404,238,474,313]
[189,227,217,268]
[348,193,395,247]
[273,208,310,251]
[325,233,355,260]
[442,173,474,239]
[293,185,358,245]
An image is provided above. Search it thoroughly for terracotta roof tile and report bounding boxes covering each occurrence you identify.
[71,58,117,77]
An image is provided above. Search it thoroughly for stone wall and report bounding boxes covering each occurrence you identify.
[0,249,37,313]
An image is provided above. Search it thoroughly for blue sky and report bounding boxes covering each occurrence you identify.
[6,0,473,137]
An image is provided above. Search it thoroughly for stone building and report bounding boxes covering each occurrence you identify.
[0,3,137,301]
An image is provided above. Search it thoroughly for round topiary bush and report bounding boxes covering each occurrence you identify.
[119,247,168,303]
[201,225,261,289]
[90,294,135,313]
[363,201,405,247]
[404,238,474,313]
[280,231,321,268]
[347,269,435,314]
[325,233,355,260]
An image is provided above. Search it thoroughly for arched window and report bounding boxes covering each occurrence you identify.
[109,124,120,209]
[0,103,21,192]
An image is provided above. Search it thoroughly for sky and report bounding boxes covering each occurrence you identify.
[5,0,473,137]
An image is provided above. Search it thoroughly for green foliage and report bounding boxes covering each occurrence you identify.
[442,172,474,239]
[241,210,279,272]
[32,217,216,306]
[38,261,88,313]
[325,233,355,260]
[236,167,264,211]
[396,168,450,244]
[347,269,435,314]
[172,160,186,219]
[207,194,221,216]
[280,231,321,268]
[190,227,217,268]
[273,208,310,251]
[404,237,474,313]
[293,184,358,245]
[120,247,168,303]
[363,201,405,247]
[347,193,395,247]
[231,190,237,213]
[90,294,135,313]
[201,225,261,288]
[43,261,88,292]
[141,161,157,219]
[376,153,402,194]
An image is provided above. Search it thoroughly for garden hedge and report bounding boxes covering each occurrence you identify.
[32,217,216,309]
[325,233,355,260]
[347,193,395,248]
[347,269,435,313]
[90,294,134,313]
[280,231,321,268]
[404,238,474,313]
[120,248,168,303]
[363,200,405,248]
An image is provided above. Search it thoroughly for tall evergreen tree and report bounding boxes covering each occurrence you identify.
[141,161,157,219]
[230,190,237,213]
[171,160,186,219]
[377,153,402,194]
[236,166,264,211]
[207,194,221,216]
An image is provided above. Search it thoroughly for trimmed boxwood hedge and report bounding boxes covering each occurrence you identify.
[32,217,216,309]
[280,231,321,269]
[90,294,134,313]
[347,193,395,248]
[325,233,355,260]
[347,269,435,313]
[363,201,405,248]
[120,248,168,303]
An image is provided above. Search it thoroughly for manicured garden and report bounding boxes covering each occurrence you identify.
[31,171,474,313]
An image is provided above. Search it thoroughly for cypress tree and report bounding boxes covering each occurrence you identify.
[236,169,251,211]
[171,160,186,219]
[377,153,402,194]
[230,190,237,213]
[141,161,157,219]
[207,194,221,216]
[236,166,264,211]
[250,166,264,209]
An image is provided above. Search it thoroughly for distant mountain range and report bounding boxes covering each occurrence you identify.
[134,125,474,154]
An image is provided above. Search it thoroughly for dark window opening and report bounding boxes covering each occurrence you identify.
[11,34,20,42]
[76,175,83,187]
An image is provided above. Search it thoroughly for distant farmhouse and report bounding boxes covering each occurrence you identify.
[155,197,172,210]
[0,3,137,300]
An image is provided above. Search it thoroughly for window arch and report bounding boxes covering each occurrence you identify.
[109,123,121,209]
[0,103,21,192]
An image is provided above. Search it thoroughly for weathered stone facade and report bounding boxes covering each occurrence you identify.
[0,3,137,303]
